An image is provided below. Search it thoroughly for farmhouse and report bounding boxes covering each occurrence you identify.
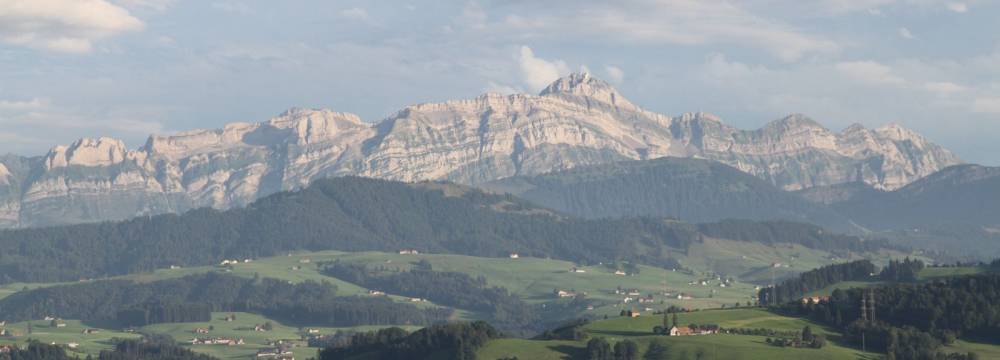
[669,325,720,336]
[614,270,626,276]
[801,296,830,304]
[0,345,14,354]
[570,267,586,273]
[621,309,641,318]
[191,337,245,346]
[82,328,100,334]
[555,290,577,298]
[509,253,519,259]
[368,290,386,296]
[195,327,210,334]
[398,249,420,255]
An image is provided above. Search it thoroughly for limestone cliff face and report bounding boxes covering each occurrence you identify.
[0,73,961,227]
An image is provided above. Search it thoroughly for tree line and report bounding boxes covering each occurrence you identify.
[0,272,451,328]
[317,321,502,360]
[787,273,999,359]
[759,260,876,304]
[0,336,215,360]
[322,261,539,335]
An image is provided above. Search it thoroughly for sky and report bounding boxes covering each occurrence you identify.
[0,0,998,165]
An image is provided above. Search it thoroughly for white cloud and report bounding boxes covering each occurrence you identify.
[211,1,251,14]
[518,46,569,92]
[898,27,915,39]
[835,61,906,86]
[114,0,174,11]
[468,1,840,62]
[485,81,520,95]
[0,0,143,53]
[946,2,968,13]
[923,81,966,96]
[605,65,625,83]
[0,98,49,112]
[339,7,370,21]
[973,97,1000,114]
[817,0,896,14]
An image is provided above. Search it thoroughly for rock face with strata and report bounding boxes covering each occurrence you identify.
[0,73,961,228]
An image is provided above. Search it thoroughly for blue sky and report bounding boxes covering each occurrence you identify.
[1,0,998,164]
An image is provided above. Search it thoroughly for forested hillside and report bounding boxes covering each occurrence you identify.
[0,177,890,284]
[791,273,1000,359]
[481,157,853,230]
[826,165,1000,257]
[323,261,540,334]
[0,273,450,327]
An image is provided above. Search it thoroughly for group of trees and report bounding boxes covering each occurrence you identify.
[759,260,876,305]
[763,326,825,349]
[0,272,451,328]
[696,220,899,253]
[879,258,926,282]
[789,274,1000,359]
[317,321,501,360]
[95,336,216,360]
[322,262,538,334]
[535,319,590,341]
[585,338,639,360]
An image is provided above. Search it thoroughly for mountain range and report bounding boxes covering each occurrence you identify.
[0,73,962,228]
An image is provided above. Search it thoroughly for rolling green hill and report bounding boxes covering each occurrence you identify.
[478,308,881,360]
[0,176,894,286]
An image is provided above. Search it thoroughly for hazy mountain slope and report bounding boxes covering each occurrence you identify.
[822,165,1000,230]
[0,73,961,228]
[798,164,1000,256]
[481,157,854,231]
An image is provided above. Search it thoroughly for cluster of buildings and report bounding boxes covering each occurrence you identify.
[219,259,254,266]
[190,337,245,346]
[668,325,720,336]
[800,296,830,304]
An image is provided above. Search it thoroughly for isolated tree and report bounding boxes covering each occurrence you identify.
[644,342,670,360]
[671,313,679,329]
[614,340,639,360]
[586,337,613,360]
[801,325,814,343]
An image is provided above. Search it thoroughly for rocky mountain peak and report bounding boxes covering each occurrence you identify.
[875,122,925,142]
[267,108,369,145]
[764,114,826,130]
[45,137,129,169]
[538,72,632,108]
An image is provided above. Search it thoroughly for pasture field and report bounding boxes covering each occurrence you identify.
[479,308,881,360]
[0,319,141,356]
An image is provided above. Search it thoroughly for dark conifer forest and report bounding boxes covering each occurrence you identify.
[0,273,451,327]
[0,177,892,285]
